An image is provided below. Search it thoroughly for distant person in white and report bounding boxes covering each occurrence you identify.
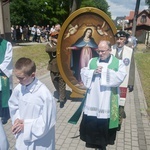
[9,57,56,150]
[127,30,137,50]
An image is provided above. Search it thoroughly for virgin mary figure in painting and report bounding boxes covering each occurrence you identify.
[67,28,98,82]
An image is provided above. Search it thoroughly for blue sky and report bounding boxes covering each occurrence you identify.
[106,0,148,19]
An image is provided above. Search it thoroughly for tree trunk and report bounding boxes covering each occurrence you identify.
[132,0,141,36]
[70,0,81,14]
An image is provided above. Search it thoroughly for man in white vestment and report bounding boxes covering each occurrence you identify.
[111,31,135,130]
[79,40,126,150]
[9,57,56,150]
[126,30,137,50]
[0,37,13,124]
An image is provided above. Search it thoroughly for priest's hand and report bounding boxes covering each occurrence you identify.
[94,66,103,75]
[12,118,24,134]
[128,85,134,92]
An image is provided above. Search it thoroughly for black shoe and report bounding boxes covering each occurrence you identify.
[95,147,106,150]
[1,117,8,124]
[117,124,121,131]
[60,101,64,108]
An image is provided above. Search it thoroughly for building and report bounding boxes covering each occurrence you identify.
[0,0,11,41]
[113,9,150,46]
[125,9,150,45]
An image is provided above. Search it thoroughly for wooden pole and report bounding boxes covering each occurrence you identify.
[0,0,11,41]
[0,0,5,37]
[132,0,141,36]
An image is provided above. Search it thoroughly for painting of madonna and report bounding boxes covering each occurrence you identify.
[66,28,98,84]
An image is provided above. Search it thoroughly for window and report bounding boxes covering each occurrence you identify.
[140,15,147,23]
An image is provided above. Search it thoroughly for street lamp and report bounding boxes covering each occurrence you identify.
[122,19,129,31]
[117,19,129,31]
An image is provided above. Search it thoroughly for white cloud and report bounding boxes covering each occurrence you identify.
[106,0,148,19]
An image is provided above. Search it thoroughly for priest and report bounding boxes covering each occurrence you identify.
[79,40,126,150]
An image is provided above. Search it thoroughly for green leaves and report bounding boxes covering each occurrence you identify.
[10,0,68,25]
[145,0,150,8]
[10,0,111,26]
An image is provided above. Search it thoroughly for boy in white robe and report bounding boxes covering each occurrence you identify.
[9,57,56,150]
[79,41,126,150]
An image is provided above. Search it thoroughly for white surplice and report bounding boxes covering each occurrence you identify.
[0,118,9,150]
[81,55,126,119]
[9,78,56,150]
[0,41,13,90]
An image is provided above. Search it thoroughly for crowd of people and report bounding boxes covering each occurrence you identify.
[0,20,137,150]
[11,24,55,43]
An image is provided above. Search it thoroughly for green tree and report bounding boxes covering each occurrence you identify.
[70,0,110,17]
[69,0,82,14]
[81,0,111,17]
[10,0,29,25]
[10,0,111,26]
[10,0,70,26]
[145,0,150,8]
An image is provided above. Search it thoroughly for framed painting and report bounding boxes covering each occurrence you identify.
[57,7,117,98]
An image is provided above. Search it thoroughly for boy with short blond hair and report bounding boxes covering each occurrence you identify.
[9,57,56,150]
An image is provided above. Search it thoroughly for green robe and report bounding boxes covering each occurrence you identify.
[0,38,10,107]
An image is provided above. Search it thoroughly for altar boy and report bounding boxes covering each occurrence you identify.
[9,57,56,150]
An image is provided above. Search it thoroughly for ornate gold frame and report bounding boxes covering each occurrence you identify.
[57,7,117,98]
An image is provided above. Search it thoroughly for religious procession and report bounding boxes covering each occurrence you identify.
[0,0,150,150]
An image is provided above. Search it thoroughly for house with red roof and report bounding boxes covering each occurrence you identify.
[125,9,150,45]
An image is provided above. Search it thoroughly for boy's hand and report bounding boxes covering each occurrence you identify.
[12,118,24,134]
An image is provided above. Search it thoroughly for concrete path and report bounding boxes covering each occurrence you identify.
[3,62,150,150]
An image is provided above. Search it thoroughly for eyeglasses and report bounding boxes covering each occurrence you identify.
[96,49,110,53]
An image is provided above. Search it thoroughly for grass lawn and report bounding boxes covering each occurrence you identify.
[13,43,49,69]
[135,44,150,116]
[13,43,49,85]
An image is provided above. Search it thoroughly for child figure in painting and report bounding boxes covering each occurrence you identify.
[96,21,108,36]
[9,57,56,150]
[64,24,79,39]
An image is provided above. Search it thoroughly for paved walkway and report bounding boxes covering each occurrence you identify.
[3,63,150,150]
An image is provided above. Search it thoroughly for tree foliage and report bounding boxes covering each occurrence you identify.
[10,0,69,26]
[10,0,111,26]
[81,0,111,17]
[69,0,82,14]
[145,0,150,8]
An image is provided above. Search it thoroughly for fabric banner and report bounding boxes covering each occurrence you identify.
[68,92,87,124]
[1,75,10,107]
[119,87,127,106]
